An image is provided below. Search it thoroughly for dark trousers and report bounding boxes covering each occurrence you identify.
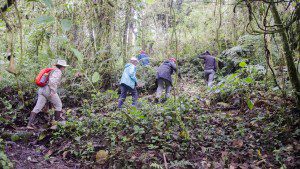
[118,84,138,108]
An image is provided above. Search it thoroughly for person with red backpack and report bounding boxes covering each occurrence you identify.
[27,59,69,129]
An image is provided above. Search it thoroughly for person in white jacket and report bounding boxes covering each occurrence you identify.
[27,60,69,129]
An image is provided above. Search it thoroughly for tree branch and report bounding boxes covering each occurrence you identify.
[0,0,15,13]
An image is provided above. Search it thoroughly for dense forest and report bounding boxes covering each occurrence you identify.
[0,0,299,168]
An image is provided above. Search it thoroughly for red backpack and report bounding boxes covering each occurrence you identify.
[35,68,55,87]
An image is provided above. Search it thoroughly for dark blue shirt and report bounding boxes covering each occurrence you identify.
[137,54,150,66]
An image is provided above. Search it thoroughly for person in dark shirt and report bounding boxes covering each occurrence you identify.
[198,51,217,87]
[155,58,177,102]
[137,50,150,66]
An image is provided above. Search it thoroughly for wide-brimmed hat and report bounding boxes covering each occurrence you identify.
[56,59,69,67]
[130,57,139,62]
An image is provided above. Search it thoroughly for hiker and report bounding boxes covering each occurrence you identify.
[137,50,150,66]
[118,57,140,108]
[197,51,217,87]
[155,58,177,103]
[27,59,69,129]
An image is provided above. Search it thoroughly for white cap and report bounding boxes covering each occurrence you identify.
[130,57,139,62]
[56,59,69,67]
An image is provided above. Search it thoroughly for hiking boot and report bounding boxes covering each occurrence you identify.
[27,112,37,130]
[54,111,64,121]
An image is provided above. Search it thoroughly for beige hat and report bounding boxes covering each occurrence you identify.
[130,57,139,62]
[56,59,69,67]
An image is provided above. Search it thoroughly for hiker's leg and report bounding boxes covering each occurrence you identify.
[49,93,62,112]
[29,94,47,127]
[204,70,210,84]
[49,93,63,121]
[131,87,138,106]
[156,78,164,99]
[207,70,215,87]
[32,94,47,114]
[118,84,127,108]
[165,80,172,99]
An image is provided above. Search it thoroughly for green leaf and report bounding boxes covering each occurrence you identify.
[61,19,72,32]
[42,0,53,8]
[145,0,155,4]
[11,134,20,142]
[36,15,55,24]
[246,99,254,110]
[239,61,247,68]
[92,72,100,83]
[70,48,83,62]
[244,77,253,83]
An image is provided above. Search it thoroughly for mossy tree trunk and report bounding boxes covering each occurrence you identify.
[270,1,300,108]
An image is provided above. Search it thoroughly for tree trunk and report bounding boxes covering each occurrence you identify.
[270,1,300,108]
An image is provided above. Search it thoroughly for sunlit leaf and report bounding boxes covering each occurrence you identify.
[36,15,55,24]
[239,61,247,68]
[70,48,83,62]
[244,77,253,83]
[92,72,100,83]
[247,99,254,110]
[145,0,155,4]
[61,19,72,32]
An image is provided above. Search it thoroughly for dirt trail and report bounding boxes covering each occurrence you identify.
[4,128,81,169]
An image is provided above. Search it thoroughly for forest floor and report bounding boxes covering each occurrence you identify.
[1,77,299,168]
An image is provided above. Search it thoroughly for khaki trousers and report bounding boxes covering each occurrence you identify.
[32,86,62,113]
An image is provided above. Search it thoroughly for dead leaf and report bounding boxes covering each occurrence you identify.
[221,151,228,160]
[217,102,230,107]
[62,151,69,159]
[232,139,243,148]
[45,150,53,157]
[96,150,108,164]
[50,125,58,130]
[27,156,38,163]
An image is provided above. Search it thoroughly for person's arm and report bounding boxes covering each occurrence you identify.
[170,62,177,72]
[48,69,62,95]
[214,58,217,71]
[128,66,138,83]
[197,54,205,59]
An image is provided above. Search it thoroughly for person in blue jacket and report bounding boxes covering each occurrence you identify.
[118,57,140,108]
[137,50,150,66]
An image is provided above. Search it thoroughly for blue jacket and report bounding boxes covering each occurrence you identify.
[120,63,138,89]
[137,54,150,66]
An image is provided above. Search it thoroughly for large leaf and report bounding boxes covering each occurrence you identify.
[70,48,83,62]
[42,0,53,8]
[145,0,155,4]
[239,61,247,68]
[36,15,54,24]
[244,77,253,84]
[61,19,72,32]
[246,99,254,110]
[92,72,100,83]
